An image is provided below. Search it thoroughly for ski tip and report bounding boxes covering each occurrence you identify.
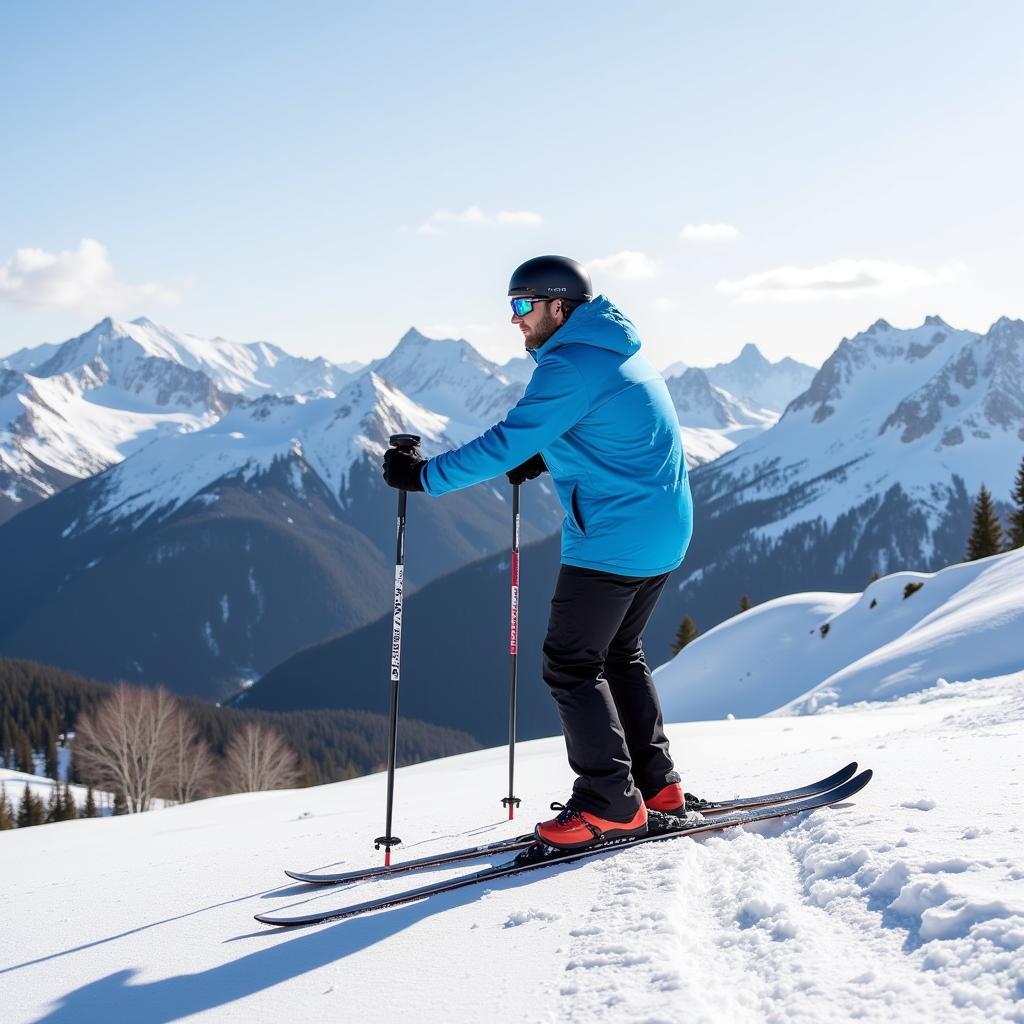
[840,768,873,799]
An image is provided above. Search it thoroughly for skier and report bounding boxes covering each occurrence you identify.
[383,254,693,850]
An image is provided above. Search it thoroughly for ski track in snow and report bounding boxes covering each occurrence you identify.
[539,677,1024,1024]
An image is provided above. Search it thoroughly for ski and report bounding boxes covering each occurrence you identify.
[283,761,858,886]
[257,768,872,927]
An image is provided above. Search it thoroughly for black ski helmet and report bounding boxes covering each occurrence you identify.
[508,255,593,302]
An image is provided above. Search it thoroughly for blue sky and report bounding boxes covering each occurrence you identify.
[1,1,1022,370]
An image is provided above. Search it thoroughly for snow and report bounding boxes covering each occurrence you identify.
[657,547,1024,721]
[2,662,1022,1021]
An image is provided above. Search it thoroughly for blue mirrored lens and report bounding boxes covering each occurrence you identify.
[511,298,534,316]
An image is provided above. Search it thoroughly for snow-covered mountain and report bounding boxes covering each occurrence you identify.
[657,546,1024,722]
[1,317,804,529]
[0,366,563,699]
[368,328,524,439]
[658,344,814,462]
[20,316,352,399]
[74,371,452,532]
[654,315,1023,636]
[702,342,817,413]
[0,317,354,524]
[667,368,778,467]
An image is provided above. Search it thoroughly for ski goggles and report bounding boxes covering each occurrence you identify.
[509,296,551,317]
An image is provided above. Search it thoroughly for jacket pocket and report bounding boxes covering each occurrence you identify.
[570,485,586,535]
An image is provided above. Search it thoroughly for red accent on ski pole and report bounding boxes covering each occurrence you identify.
[384,848,391,868]
[502,483,522,818]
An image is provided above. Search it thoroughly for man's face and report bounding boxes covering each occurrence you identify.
[512,298,563,351]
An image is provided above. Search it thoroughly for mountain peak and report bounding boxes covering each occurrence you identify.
[735,342,768,366]
[923,315,949,329]
[398,327,430,345]
[990,315,1023,332]
[398,327,461,347]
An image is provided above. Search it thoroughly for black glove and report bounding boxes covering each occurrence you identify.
[383,446,426,491]
[507,452,547,486]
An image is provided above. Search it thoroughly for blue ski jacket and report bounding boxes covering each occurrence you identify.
[421,296,693,577]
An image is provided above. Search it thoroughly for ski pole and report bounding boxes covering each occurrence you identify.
[375,432,421,865]
[501,481,522,820]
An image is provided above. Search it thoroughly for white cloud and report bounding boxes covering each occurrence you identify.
[0,238,179,316]
[495,210,543,226]
[717,259,964,303]
[587,251,659,280]
[417,207,543,234]
[654,297,676,310]
[680,223,739,242]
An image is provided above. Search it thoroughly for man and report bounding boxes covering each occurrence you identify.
[383,255,693,850]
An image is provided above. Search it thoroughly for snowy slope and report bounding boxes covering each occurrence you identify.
[2,671,1021,1023]
[657,547,1024,722]
[0,767,117,815]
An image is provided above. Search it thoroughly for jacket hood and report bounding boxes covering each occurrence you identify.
[530,295,641,362]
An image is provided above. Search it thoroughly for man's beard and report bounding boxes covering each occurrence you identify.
[524,307,561,350]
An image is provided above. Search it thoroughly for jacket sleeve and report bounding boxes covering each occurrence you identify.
[422,355,589,496]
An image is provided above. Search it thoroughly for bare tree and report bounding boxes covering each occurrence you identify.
[167,709,217,803]
[74,685,181,812]
[223,721,301,793]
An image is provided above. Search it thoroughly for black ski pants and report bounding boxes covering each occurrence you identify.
[542,564,679,821]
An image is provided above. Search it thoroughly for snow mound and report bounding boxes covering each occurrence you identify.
[656,547,1024,721]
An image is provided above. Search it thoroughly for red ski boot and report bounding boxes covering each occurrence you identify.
[535,802,647,850]
[644,782,686,816]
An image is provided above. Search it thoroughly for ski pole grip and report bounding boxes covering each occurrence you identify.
[390,433,422,451]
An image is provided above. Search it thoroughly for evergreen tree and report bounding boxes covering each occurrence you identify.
[112,791,129,815]
[68,741,83,785]
[1007,455,1024,550]
[84,786,98,818]
[17,786,46,827]
[15,731,34,774]
[44,730,59,780]
[0,784,14,830]
[671,616,699,656]
[60,783,77,821]
[739,594,751,612]
[966,484,1004,560]
[45,784,60,823]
